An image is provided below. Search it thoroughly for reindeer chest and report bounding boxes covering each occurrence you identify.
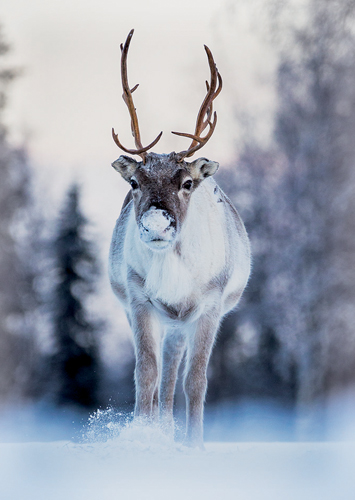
[143,249,203,305]
[139,240,224,323]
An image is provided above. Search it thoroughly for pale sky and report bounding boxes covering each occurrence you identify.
[0,0,276,362]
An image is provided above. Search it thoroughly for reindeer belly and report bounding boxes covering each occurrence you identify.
[150,297,203,324]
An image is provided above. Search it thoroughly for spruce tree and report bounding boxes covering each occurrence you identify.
[0,24,38,404]
[51,184,101,409]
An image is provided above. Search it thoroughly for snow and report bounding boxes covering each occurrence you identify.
[1,416,355,500]
[140,208,172,234]
[1,440,354,500]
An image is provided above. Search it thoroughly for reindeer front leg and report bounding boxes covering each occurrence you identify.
[130,301,161,419]
[159,328,186,433]
[184,308,220,448]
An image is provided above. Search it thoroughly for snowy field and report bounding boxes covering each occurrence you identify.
[1,437,354,500]
[1,411,355,500]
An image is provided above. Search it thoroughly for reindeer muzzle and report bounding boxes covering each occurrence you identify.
[139,208,176,250]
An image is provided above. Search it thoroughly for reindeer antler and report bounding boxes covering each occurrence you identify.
[172,45,222,162]
[112,29,163,163]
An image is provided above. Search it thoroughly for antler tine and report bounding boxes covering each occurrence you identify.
[112,29,162,163]
[194,45,218,136]
[120,30,143,151]
[172,45,222,161]
[112,128,163,156]
[173,112,218,158]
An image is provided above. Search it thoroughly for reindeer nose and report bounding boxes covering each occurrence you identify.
[140,208,173,235]
[139,208,176,250]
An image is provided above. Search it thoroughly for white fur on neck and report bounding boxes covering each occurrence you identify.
[178,178,226,280]
[144,251,194,304]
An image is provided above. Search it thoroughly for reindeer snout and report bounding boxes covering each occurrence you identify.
[139,208,176,250]
[140,208,174,234]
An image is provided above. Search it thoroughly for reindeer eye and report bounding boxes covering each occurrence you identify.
[130,179,139,190]
[182,179,193,191]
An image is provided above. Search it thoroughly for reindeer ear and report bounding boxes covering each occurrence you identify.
[187,157,219,181]
[112,155,138,182]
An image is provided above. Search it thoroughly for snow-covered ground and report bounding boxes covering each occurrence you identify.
[1,438,354,500]
[1,413,354,500]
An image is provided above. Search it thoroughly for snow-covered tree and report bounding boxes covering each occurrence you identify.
[269,0,355,422]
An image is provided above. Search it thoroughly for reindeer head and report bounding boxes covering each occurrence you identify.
[111,30,221,251]
[112,152,218,250]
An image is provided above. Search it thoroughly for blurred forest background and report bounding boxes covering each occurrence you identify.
[1,0,355,441]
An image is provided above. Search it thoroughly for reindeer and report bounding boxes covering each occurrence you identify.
[109,30,251,447]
